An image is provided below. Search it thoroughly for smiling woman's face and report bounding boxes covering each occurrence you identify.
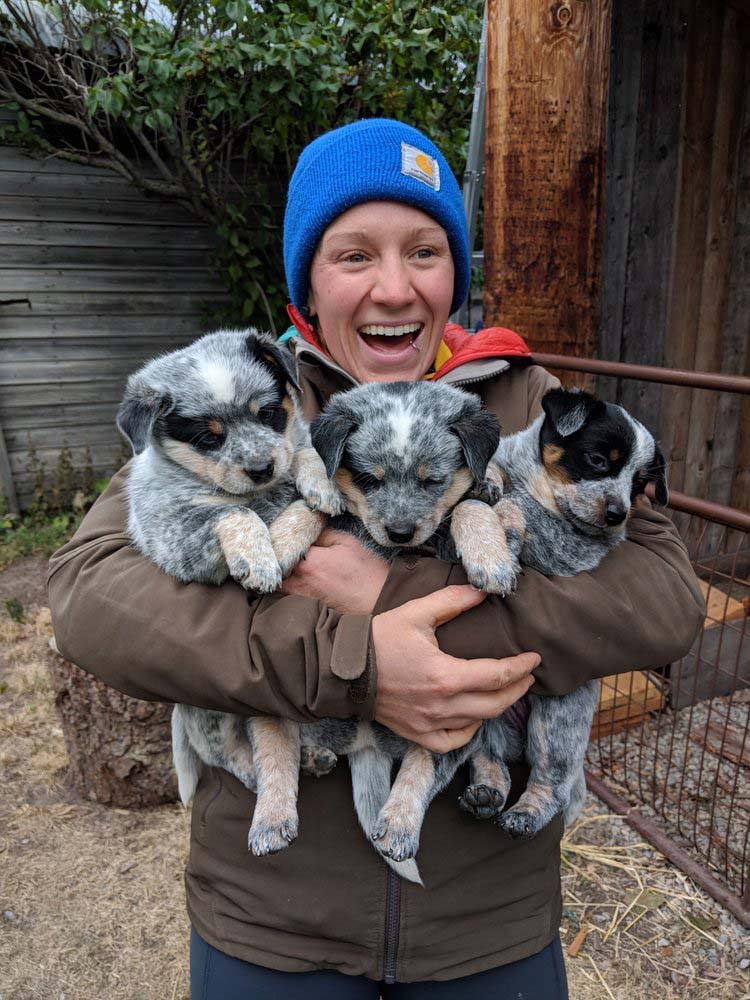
[307,201,455,383]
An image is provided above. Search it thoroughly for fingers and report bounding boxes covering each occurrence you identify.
[313,528,350,547]
[444,651,540,695]
[416,723,482,754]
[403,585,488,630]
[440,675,535,723]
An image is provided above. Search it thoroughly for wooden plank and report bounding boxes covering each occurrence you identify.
[0,292,228,315]
[0,145,164,179]
[0,268,223,293]
[699,578,749,628]
[591,670,665,739]
[5,422,122,452]
[0,195,200,226]
[0,221,215,248]
[484,0,612,366]
[682,6,746,510]
[3,245,219,269]
[0,357,178,384]
[0,315,211,339]
[0,381,125,409]
[597,0,646,402]
[2,401,120,430]
[659,0,725,494]
[617,0,689,429]
[0,170,174,201]
[689,720,750,769]
[0,335,197,363]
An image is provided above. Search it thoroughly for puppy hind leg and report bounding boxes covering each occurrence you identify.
[247,717,301,856]
[459,748,512,820]
[177,706,257,794]
[498,682,599,840]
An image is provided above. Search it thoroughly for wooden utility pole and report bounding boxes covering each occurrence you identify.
[484,0,612,363]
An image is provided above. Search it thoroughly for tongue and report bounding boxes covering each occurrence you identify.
[359,332,413,351]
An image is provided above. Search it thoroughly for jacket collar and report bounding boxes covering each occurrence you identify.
[285,303,532,389]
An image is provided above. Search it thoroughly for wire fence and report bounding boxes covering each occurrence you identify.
[531,352,750,927]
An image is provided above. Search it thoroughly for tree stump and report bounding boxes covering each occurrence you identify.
[47,639,178,808]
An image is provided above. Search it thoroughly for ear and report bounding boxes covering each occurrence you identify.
[116,379,172,455]
[451,406,502,482]
[246,333,300,391]
[646,442,669,506]
[541,387,604,438]
[310,411,356,478]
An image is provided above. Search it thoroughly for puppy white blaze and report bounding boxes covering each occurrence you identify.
[388,402,415,456]
[200,361,235,404]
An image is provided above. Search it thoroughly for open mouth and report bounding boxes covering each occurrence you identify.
[357,322,424,358]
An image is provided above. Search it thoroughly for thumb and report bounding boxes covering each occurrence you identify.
[403,585,488,631]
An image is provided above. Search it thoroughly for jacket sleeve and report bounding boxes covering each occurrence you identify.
[47,466,375,721]
[370,364,706,696]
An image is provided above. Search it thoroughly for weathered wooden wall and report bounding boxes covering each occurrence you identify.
[599,0,749,513]
[0,143,227,511]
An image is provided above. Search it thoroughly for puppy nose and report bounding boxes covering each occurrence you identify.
[245,461,274,484]
[386,523,416,544]
[604,503,627,526]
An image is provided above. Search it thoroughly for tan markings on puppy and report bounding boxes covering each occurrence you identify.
[596,497,608,523]
[163,439,222,485]
[247,717,300,855]
[632,493,650,510]
[207,418,223,436]
[470,749,512,795]
[373,464,385,480]
[215,508,281,591]
[451,499,513,583]
[375,745,436,835]
[497,497,526,537]
[334,468,366,518]
[542,443,571,483]
[417,463,428,480]
[506,782,555,819]
[610,448,621,462]
[189,493,249,507]
[249,399,261,416]
[487,461,509,493]
[433,467,474,522]
[269,499,326,575]
[526,468,560,514]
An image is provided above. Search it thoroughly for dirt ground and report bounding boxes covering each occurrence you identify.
[1,557,748,1000]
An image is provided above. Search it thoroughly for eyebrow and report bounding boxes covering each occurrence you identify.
[323,226,448,246]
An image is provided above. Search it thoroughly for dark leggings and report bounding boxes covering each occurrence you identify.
[190,927,569,999]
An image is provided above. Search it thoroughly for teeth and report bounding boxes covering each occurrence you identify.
[359,323,422,337]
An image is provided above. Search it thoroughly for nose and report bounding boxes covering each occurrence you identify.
[604,503,627,526]
[386,522,416,544]
[369,254,418,309]
[244,461,274,484]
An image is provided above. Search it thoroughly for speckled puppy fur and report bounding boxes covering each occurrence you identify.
[460,387,669,840]
[118,328,342,857]
[303,381,508,883]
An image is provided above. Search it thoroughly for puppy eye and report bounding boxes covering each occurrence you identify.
[587,452,608,471]
[355,472,382,491]
[421,477,443,489]
[257,405,280,426]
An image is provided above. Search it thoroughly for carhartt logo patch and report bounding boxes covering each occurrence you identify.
[401,142,441,191]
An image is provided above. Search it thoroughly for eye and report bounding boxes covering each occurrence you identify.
[421,476,443,489]
[257,405,280,426]
[586,451,608,471]
[414,247,435,260]
[343,252,368,264]
[354,472,383,491]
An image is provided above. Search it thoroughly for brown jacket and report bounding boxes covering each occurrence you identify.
[47,338,705,982]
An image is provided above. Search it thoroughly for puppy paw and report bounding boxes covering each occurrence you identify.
[302,480,346,517]
[247,816,299,856]
[458,783,506,820]
[270,502,326,576]
[371,817,420,862]
[228,553,283,594]
[497,807,548,840]
[300,745,338,778]
[463,557,518,597]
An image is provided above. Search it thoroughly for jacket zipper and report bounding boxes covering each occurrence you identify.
[383,867,402,984]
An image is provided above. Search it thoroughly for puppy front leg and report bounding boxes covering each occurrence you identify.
[246,717,301,856]
[450,499,518,595]
[269,499,326,577]
[293,446,345,516]
[216,508,281,593]
[498,681,599,840]
[371,744,468,862]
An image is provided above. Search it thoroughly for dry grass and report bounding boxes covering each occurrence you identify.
[1,580,748,999]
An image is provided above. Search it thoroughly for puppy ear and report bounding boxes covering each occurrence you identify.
[310,411,356,478]
[117,379,172,455]
[451,406,502,482]
[646,442,669,506]
[246,333,300,391]
[542,387,604,438]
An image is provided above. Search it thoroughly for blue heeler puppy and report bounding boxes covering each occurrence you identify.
[117,329,342,856]
[460,387,669,840]
[304,380,513,883]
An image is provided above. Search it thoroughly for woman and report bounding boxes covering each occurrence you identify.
[48,119,704,998]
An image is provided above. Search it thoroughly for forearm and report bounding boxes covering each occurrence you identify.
[372,506,706,696]
[47,468,375,721]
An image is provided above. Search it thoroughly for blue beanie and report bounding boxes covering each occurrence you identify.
[283,119,470,316]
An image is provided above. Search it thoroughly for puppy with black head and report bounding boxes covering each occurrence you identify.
[460,387,668,840]
[118,328,343,857]
[304,380,513,883]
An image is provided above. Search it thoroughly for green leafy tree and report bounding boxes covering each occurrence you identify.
[0,0,482,329]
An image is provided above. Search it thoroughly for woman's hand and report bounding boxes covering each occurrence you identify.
[280,528,390,614]
[372,585,539,753]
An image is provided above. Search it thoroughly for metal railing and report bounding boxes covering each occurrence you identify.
[532,353,750,927]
